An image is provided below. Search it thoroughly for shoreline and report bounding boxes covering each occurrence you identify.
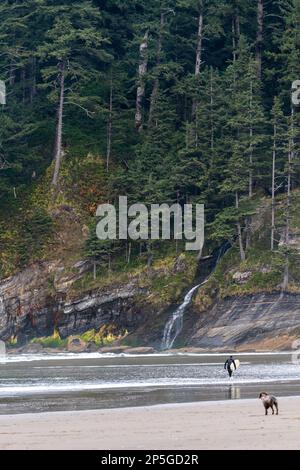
[1,394,300,416]
[2,349,297,360]
[0,396,299,450]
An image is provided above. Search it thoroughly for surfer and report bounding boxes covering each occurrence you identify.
[224,355,237,379]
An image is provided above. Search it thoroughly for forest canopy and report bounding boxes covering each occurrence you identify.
[1,0,300,274]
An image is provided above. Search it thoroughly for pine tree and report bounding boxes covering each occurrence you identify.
[147,2,176,127]
[270,97,287,251]
[256,0,264,79]
[175,0,223,129]
[226,38,267,198]
[37,0,108,186]
[276,0,300,286]
[85,220,119,278]
[3,0,300,273]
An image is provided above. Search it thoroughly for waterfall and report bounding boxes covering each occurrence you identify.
[161,243,231,350]
[161,281,207,350]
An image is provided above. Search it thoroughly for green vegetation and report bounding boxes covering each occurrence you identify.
[31,330,67,349]
[145,253,198,305]
[28,326,127,349]
[69,251,197,307]
[195,193,300,303]
[79,325,127,346]
[1,0,300,296]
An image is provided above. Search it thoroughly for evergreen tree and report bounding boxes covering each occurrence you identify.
[37,0,109,186]
[2,0,300,272]
[270,97,287,250]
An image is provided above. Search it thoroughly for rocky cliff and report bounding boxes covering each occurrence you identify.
[184,292,300,351]
[0,254,197,348]
[1,250,300,351]
[0,261,150,345]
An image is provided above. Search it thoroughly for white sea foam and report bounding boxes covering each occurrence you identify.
[0,375,299,397]
[0,351,295,364]
[28,362,252,370]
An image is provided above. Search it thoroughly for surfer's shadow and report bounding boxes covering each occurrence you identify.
[227,385,241,400]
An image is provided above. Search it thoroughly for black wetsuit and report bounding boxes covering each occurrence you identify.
[224,357,236,378]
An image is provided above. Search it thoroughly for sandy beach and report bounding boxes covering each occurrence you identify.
[0,396,299,450]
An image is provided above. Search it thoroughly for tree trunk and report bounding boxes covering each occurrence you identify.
[9,58,15,86]
[235,9,241,39]
[106,71,113,172]
[148,10,174,125]
[232,6,240,63]
[127,242,132,264]
[286,144,291,243]
[148,13,165,126]
[21,67,26,104]
[195,12,204,76]
[30,57,37,103]
[93,260,97,281]
[52,61,66,187]
[249,80,253,198]
[245,221,251,251]
[286,107,294,244]
[283,108,294,290]
[283,254,289,291]
[192,12,204,118]
[256,0,264,79]
[245,79,254,250]
[210,67,214,150]
[135,31,149,131]
[146,242,153,267]
[271,123,276,251]
[185,122,190,149]
[236,192,246,262]
[232,18,236,63]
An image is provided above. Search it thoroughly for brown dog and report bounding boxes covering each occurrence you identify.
[259,392,279,415]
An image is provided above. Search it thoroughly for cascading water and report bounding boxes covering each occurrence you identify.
[161,243,231,350]
[161,282,207,350]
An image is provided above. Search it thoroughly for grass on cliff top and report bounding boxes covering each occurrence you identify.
[68,248,198,306]
[145,253,198,305]
[0,152,198,311]
[197,245,286,301]
[0,154,108,277]
[194,191,300,303]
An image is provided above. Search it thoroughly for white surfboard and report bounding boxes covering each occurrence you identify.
[230,359,240,372]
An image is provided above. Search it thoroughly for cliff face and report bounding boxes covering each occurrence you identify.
[0,262,150,345]
[1,257,300,351]
[187,293,300,351]
[0,254,196,347]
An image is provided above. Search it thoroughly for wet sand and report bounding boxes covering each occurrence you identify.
[1,352,300,414]
[0,396,299,450]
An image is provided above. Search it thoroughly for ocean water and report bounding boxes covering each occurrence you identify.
[0,352,299,414]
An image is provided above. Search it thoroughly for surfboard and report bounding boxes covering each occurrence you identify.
[230,359,240,372]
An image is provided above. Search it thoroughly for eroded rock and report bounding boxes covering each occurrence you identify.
[99,346,128,354]
[67,337,87,353]
[232,271,252,284]
[0,262,149,346]
[189,292,300,351]
[124,347,156,354]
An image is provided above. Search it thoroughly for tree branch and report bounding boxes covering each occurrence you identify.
[64,101,95,118]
